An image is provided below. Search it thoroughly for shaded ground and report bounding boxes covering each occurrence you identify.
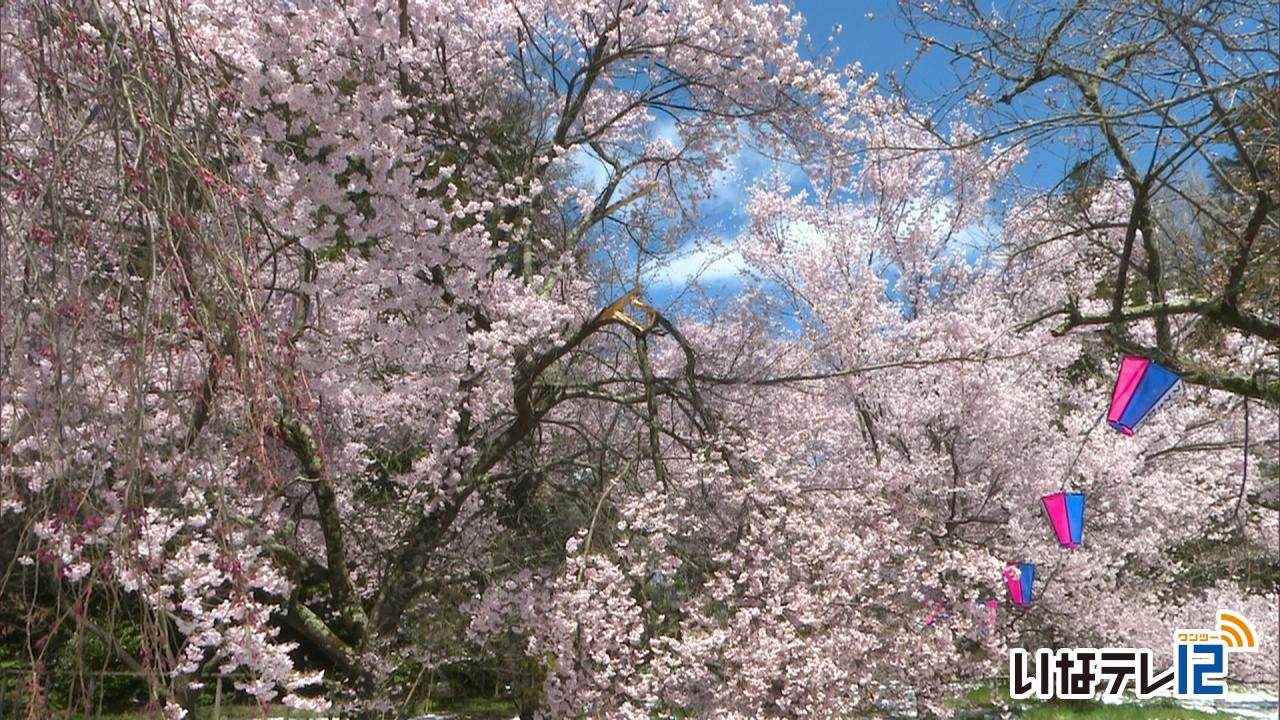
[88,684,1280,719]
[950,684,1279,720]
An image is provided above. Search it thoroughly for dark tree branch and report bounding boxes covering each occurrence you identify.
[278,415,369,644]
[1053,298,1280,343]
[1097,330,1279,405]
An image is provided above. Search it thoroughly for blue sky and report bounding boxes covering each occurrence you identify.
[792,0,920,78]
[592,2,1094,313]
[638,1,978,307]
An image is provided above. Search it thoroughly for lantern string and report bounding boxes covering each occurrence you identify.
[1232,397,1249,522]
[1059,409,1107,491]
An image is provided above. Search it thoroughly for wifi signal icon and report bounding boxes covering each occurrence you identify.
[1217,610,1257,651]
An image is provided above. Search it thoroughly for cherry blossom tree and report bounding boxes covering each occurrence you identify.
[1,0,1275,718]
[2,0,866,714]
[897,0,1279,403]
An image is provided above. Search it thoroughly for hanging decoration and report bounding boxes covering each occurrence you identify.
[977,599,998,636]
[1042,491,1086,549]
[1005,563,1035,609]
[924,600,949,627]
[1107,356,1183,435]
[997,357,1195,613]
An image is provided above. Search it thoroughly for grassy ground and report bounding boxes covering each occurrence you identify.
[88,696,520,719]
[111,700,1251,719]
[949,684,1242,720]
[95,710,313,719]
[1017,699,1223,719]
[419,696,519,717]
[95,708,323,720]
[66,692,1268,719]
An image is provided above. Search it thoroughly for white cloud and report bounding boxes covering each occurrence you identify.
[646,217,834,290]
[645,240,745,288]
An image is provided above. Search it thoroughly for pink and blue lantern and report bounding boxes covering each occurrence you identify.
[1108,356,1183,435]
[923,600,950,627]
[977,599,998,636]
[1005,563,1035,609]
[1042,491,1086,549]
